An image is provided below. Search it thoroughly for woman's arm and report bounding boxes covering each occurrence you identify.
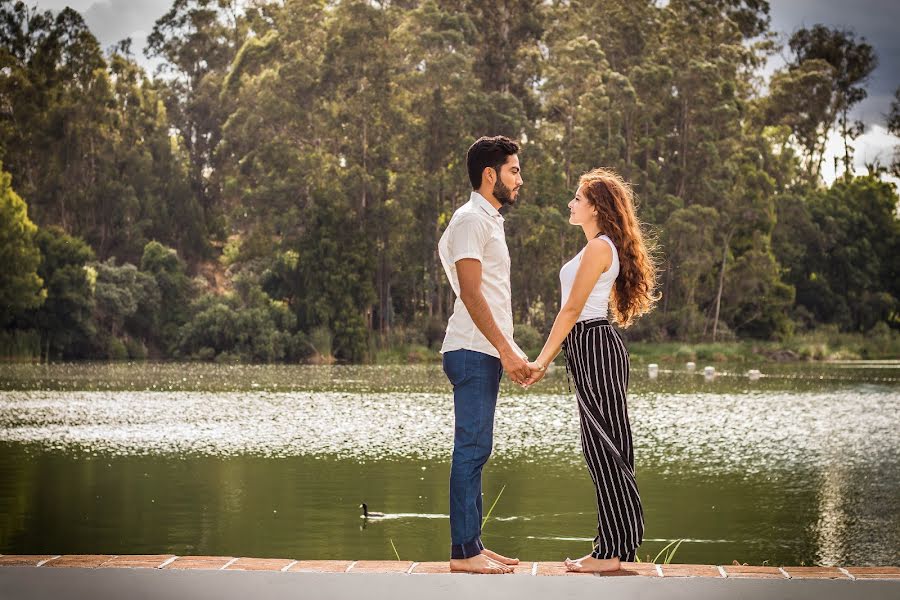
[526,239,612,384]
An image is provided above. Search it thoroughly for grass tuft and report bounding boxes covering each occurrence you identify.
[389,538,401,561]
[481,484,507,530]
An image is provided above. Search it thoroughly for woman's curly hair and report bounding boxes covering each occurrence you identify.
[579,168,660,328]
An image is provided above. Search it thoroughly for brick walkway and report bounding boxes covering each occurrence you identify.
[1,555,898,580]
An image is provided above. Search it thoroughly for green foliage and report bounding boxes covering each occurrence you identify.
[0,329,41,361]
[177,276,305,363]
[514,323,543,359]
[0,166,44,326]
[775,176,899,333]
[139,241,192,353]
[91,258,160,358]
[22,228,96,360]
[0,4,204,262]
[788,25,878,177]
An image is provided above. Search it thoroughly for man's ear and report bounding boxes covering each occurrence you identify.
[483,166,495,186]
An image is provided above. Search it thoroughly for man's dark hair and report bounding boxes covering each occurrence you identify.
[466,136,519,189]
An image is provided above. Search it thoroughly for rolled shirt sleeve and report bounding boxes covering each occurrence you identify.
[446,212,491,264]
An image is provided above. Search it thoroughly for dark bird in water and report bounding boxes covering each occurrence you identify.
[360,503,385,518]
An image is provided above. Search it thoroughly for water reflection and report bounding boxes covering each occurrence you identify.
[816,465,851,565]
[0,389,896,478]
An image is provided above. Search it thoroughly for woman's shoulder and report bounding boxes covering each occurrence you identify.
[585,235,614,255]
[580,236,614,267]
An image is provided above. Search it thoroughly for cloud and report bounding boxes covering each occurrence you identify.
[768,0,900,125]
[821,124,899,187]
[81,0,171,49]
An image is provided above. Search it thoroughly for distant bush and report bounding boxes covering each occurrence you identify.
[0,329,40,361]
[106,337,128,360]
[124,337,148,360]
[177,276,305,363]
[420,317,447,350]
[674,345,696,361]
[308,325,334,363]
[514,323,543,358]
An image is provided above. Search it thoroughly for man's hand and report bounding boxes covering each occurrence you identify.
[523,362,547,386]
[501,350,531,385]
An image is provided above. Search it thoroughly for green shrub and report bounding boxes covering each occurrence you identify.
[422,317,447,350]
[124,337,148,360]
[674,345,696,361]
[0,329,41,361]
[514,323,543,358]
[107,337,128,360]
[309,325,334,361]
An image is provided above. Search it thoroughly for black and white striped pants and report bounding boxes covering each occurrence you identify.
[563,317,644,561]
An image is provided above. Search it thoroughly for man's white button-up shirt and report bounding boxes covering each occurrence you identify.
[438,191,526,359]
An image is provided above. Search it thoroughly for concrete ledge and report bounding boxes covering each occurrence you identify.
[722,565,786,578]
[287,560,353,573]
[1,555,899,579]
[1,566,899,600]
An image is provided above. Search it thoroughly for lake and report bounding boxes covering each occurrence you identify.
[1,361,898,566]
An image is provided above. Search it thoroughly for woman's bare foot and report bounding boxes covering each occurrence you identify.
[449,554,513,574]
[564,554,621,573]
[481,548,519,565]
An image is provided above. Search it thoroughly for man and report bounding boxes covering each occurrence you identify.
[439,135,532,574]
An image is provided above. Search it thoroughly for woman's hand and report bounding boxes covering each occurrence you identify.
[524,362,547,386]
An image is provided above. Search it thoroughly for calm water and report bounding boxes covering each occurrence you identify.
[1,361,898,566]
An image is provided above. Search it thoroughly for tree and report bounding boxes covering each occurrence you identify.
[146,0,245,242]
[0,4,201,262]
[22,227,96,361]
[139,241,192,353]
[391,0,479,320]
[760,60,835,182]
[888,86,900,178]
[177,275,301,362]
[0,166,44,326]
[776,176,899,332]
[91,258,159,358]
[789,25,877,177]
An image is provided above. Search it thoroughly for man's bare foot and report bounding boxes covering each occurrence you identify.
[481,548,519,565]
[564,554,621,573]
[450,554,513,574]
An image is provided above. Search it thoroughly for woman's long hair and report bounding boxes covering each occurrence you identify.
[579,168,659,328]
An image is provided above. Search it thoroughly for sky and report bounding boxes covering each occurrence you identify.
[26,0,900,185]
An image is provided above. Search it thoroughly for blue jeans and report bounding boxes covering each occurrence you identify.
[443,349,503,559]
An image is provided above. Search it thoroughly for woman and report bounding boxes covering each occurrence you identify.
[526,168,658,572]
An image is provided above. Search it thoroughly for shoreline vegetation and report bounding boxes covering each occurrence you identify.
[3,325,897,365]
[374,325,900,366]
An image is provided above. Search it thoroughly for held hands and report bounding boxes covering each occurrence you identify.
[500,351,531,386]
[501,351,549,388]
[523,362,547,386]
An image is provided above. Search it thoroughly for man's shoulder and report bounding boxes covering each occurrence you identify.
[448,202,491,229]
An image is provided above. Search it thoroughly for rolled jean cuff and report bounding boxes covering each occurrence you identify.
[451,537,482,559]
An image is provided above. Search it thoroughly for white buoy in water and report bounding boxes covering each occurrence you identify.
[703,365,715,380]
[648,363,659,379]
[686,361,696,371]
[748,369,761,381]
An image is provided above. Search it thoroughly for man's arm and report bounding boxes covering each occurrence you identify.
[456,258,531,384]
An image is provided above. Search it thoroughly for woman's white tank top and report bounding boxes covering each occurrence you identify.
[560,235,619,322]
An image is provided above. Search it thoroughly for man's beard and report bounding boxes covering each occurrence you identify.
[493,178,517,206]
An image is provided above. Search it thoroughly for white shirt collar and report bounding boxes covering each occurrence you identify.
[471,191,504,221]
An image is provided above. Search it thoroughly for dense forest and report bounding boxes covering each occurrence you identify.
[1,0,898,363]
